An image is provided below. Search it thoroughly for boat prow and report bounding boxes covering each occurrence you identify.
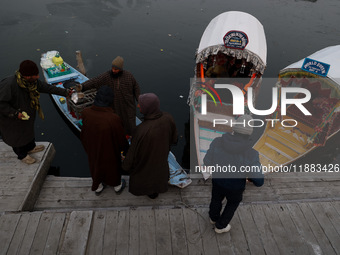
[188,11,267,179]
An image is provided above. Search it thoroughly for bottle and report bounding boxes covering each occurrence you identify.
[52,53,64,66]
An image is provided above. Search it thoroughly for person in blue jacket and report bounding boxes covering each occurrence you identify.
[204,115,264,234]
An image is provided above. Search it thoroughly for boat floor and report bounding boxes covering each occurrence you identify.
[254,120,316,167]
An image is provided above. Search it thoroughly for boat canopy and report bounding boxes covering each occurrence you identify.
[196,11,267,74]
[282,45,340,86]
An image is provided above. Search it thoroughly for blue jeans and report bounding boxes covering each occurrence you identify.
[209,183,244,229]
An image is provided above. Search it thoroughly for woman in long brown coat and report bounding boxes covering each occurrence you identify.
[122,93,178,199]
[80,86,128,194]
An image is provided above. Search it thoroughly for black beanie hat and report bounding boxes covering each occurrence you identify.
[94,86,114,107]
[19,60,39,76]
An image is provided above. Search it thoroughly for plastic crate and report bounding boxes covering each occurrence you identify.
[47,66,72,78]
[67,89,97,119]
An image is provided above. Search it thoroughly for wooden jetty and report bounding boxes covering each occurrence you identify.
[0,141,55,212]
[0,141,340,254]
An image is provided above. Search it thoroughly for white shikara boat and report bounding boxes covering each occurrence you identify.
[41,51,191,188]
[254,45,340,167]
[188,11,267,179]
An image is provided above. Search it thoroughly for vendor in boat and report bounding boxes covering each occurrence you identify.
[79,56,140,136]
[122,93,178,199]
[0,60,70,164]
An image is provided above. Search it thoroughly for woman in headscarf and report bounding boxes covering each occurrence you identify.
[80,86,128,195]
[122,93,178,199]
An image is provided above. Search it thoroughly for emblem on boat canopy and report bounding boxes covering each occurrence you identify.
[223,30,249,50]
[301,58,330,77]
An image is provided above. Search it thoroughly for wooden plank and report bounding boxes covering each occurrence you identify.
[182,208,203,255]
[37,183,179,200]
[138,209,156,255]
[154,209,172,255]
[196,208,220,255]
[59,211,93,255]
[298,203,336,255]
[328,202,340,234]
[41,176,92,188]
[29,212,54,255]
[20,143,55,211]
[228,209,250,255]
[35,187,181,210]
[215,226,234,255]
[272,203,309,254]
[262,204,294,254]
[268,180,340,189]
[7,213,31,254]
[308,202,340,252]
[168,208,188,255]
[275,185,340,194]
[128,210,139,255]
[76,50,87,75]
[116,210,130,255]
[209,201,235,254]
[0,199,24,212]
[44,212,67,255]
[86,211,106,255]
[286,203,323,255]
[237,205,265,255]
[250,204,280,255]
[180,198,211,208]
[331,201,340,216]
[103,210,118,255]
[0,213,21,255]
[18,212,42,255]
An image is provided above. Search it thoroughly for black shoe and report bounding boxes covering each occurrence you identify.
[147,193,159,199]
[115,179,126,195]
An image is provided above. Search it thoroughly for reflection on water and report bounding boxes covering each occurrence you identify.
[0,0,339,176]
[46,2,120,27]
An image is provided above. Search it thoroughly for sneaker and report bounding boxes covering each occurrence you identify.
[215,224,231,234]
[21,155,36,164]
[209,218,216,225]
[115,179,126,195]
[95,183,106,195]
[28,145,45,154]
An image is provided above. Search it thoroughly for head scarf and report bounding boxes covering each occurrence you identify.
[94,85,114,107]
[138,93,161,116]
[15,70,44,120]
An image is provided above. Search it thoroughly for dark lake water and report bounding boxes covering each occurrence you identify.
[1,0,339,177]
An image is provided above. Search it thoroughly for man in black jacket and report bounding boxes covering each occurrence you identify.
[0,60,69,164]
[204,115,264,233]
